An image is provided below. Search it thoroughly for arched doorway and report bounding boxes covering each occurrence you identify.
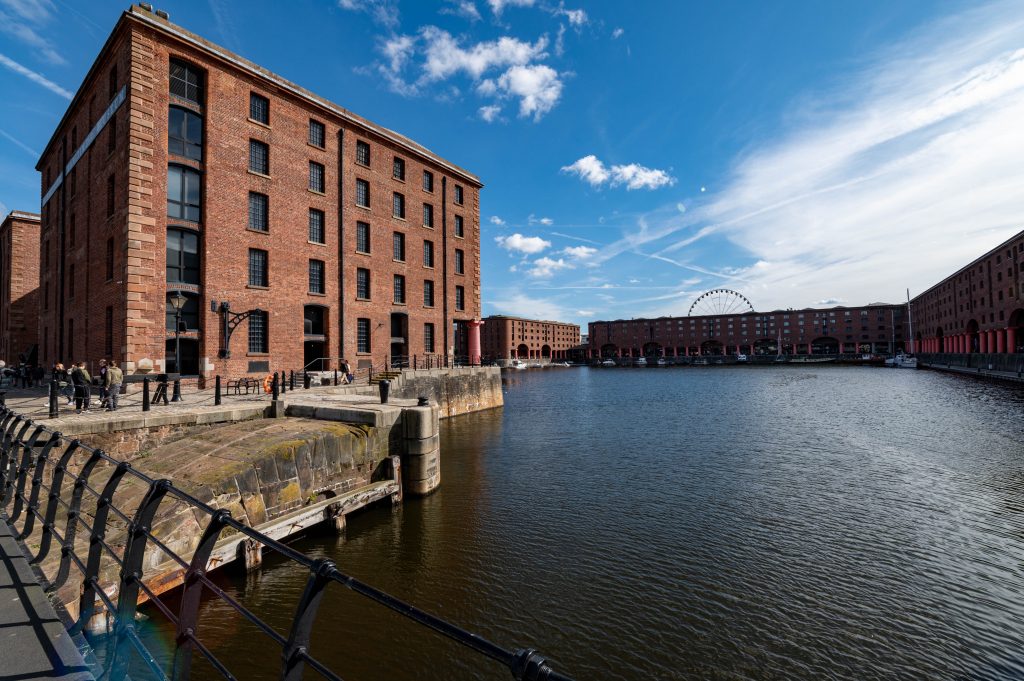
[700,340,723,355]
[517,343,529,359]
[643,342,662,357]
[935,326,944,353]
[1009,309,1024,353]
[811,337,839,354]
[965,319,979,353]
[304,305,327,371]
[541,345,551,358]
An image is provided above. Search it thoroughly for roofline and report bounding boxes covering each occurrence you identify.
[2,211,41,223]
[588,302,904,325]
[40,5,482,187]
[910,227,1024,303]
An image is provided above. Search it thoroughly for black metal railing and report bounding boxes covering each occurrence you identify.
[0,405,573,681]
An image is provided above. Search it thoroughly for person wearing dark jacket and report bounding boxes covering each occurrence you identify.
[53,363,73,404]
[70,362,92,413]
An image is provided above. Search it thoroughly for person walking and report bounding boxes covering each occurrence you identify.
[70,362,92,413]
[52,362,73,404]
[105,360,123,411]
[97,359,108,409]
[340,358,351,384]
[33,365,45,387]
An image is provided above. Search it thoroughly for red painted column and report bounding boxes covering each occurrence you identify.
[980,332,989,353]
[1008,327,1017,354]
[467,320,483,365]
[958,335,965,353]
[996,329,1006,353]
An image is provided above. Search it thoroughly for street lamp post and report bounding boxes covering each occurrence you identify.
[169,291,187,403]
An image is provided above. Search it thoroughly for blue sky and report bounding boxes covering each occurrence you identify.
[2,0,1024,325]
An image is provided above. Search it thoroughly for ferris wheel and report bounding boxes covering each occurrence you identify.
[688,288,754,317]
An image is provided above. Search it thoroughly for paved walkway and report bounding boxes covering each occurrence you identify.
[0,514,94,680]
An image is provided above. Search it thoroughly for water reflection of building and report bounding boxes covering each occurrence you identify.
[589,303,906,358]
[910,229,1024,354]
[480,315,580,363]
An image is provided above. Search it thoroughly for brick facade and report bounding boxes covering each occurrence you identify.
[36,4,481,378]
[910,229,1024,354]
[480,315,581,362]
[0,211,41,364]
[588,303,907,358]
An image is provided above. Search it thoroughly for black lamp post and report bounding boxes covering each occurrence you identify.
[169,291,187,402]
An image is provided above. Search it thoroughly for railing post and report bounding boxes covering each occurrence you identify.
[333,369,338,387]
[51,445,101,589]
[282,559,337,681]
[304,371,311,389]
[215,375,222,406]
[171,377,182,402]
[290,370,295,390]
[142,378,151,412]
[272,372,280,401]
[49,379,59,419]
[17,431,61,540]
[32,438,80,565]
[9,425,44,524]
[280,370,286,394]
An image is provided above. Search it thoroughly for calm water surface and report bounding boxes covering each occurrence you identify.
[175,367,1024,680]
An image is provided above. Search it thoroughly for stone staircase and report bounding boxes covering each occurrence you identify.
[370,370,402,385]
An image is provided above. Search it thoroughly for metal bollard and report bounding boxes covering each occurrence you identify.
[215,375,222,406]
[290,370,295,390]
[171,378,182,403]
[279,370,286,394]
[0,390,5,407]
[49,380,59,418]
[272,372,279,401]
[303,372,311,389]
[142,378,151,412]
[333,369,338,386]
[379,379,391,404]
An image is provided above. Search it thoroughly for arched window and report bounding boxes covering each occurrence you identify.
[166,229,200,284]
[167,165,201,221]
[170,59,204,104]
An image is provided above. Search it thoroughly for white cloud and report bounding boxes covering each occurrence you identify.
[612,27,624,39]
[490,292,567,320]
[554,4,587,27]
[576,309,595,316]
[0,0,62,64]
[420,26,548,81]
[479,104,502,122]
[495,233,551,254]
[0,52,69,98]
[528,214,553,225]
[562,155,676,190]
[489,215,506,225]
[337,0,399,28]
[0,0,55,24]
[528,256,573,278]
[563,245,597,259]
[818,297,845,305]
[487,0,535,16]
[441,0,481,21]
[497,64,563,120]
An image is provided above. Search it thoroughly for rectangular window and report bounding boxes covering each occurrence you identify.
[249,139,269,174]
[248,310,268,353]
[393,232,405,261]
[67,318,74,357]
[455,248,465,274]
[423,203,433,228]
[68,263,75,298]
[249,248,268,287]
[393,192,405,219]
[168,106,203,160]
[423,240,434,267]
[455,285,465,311]
[423,279,434,307]
[356,221,370,253]
[167,166,202,221]
[454,184,464,205]
[249,192,268,232]
[309,119,325,148]
[109,64,117,100]
[357,318,370,353]
[309,259,325,294]
[309,161,325,193]
[356,179,370,207]
[105,306,113,356]
[393,157,405,181]
[107,113,117,153]
[170,59,203,104]
[393,274,406,304]
[166,229,200,284]
[250,93,269,124]
[69,214,76,247]
[423,170,434,192]
[70,167,76,196]
[356,268,370,299]
[107,175,115,217]
[454,214,464,237]
[356,140,370,166]
[309,209,325,244]
[106,237,114,280]
[424,323,435,353]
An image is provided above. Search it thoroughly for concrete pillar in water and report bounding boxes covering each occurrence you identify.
[239,538,263,571]
[402,404,441,495]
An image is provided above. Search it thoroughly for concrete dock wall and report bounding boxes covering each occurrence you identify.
[919,352,1024,383]
[392,367,503,418]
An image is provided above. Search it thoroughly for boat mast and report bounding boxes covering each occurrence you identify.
[906,288,914,354]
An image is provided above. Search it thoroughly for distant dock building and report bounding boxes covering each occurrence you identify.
[0,211,41,365]
[480,315,580,363]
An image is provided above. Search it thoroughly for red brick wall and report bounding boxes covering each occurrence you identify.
[481,316,581,360]
[0,212,41,363]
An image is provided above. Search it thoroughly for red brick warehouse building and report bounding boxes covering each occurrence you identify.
[35,4,482,379]
[0,211,41,365]
[589,303,906,358]
[911,228,1024,354]
[479,315,581,363]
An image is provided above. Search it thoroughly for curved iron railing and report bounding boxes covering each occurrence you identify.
[0,405,574,681]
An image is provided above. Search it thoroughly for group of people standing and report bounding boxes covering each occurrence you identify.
[51,360,124,413]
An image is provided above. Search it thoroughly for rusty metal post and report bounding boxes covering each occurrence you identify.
[215,375,222,406]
